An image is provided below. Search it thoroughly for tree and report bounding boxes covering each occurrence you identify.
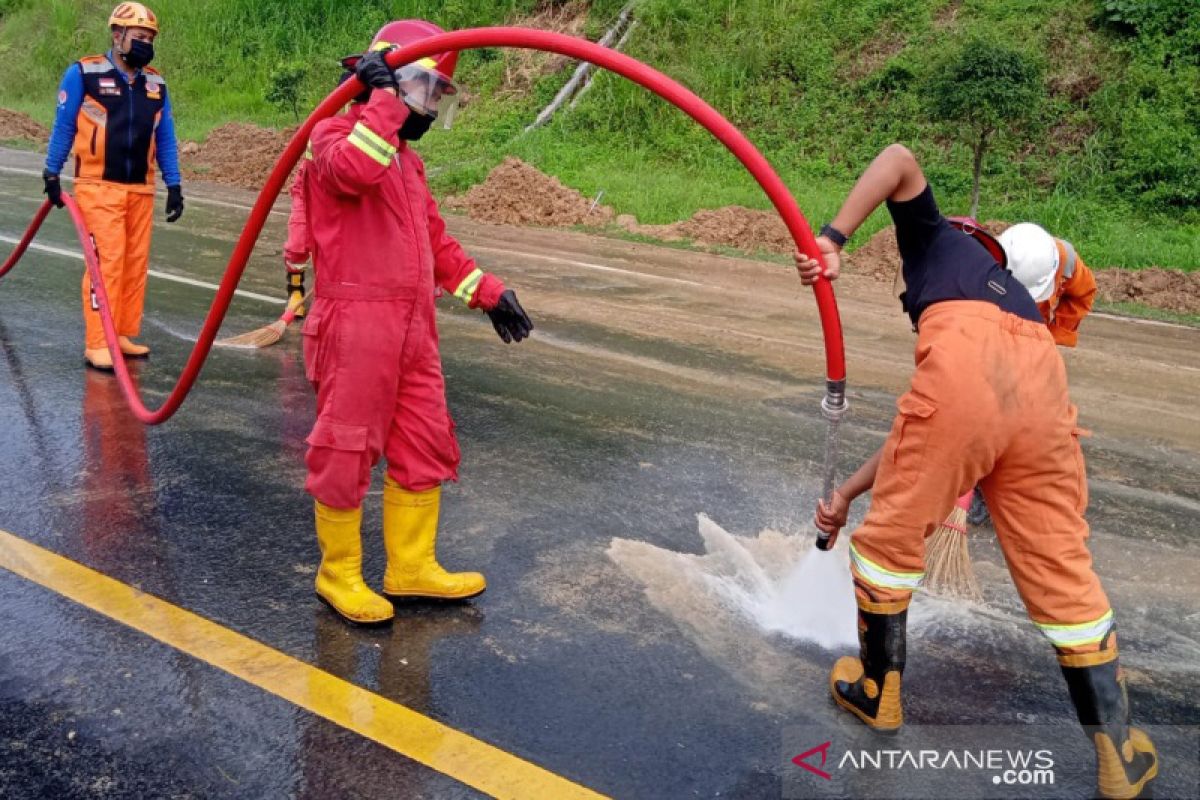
[924,37,1043,218]
[265,62,308,121]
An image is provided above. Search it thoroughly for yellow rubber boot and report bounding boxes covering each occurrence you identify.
[286,270,306,319]
[314,501,394,625]
[381,478,486,601]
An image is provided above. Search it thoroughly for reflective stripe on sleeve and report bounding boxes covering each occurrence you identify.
[453,268,484,305]
[849,541,924,591]
[347,122,396,167]
[1034,610,1114,648]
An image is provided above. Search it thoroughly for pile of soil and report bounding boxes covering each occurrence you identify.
[0,109,49,142]
[1095,268,1200,314]
[444,157,614,227]
[181,122,298,190]
[626,207,795,255]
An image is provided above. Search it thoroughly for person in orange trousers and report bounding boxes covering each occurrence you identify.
[42,3,184,371]
[796,144,1156,799]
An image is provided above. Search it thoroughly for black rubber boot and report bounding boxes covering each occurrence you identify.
[830,598,908,733]
[1060,650,1158,799]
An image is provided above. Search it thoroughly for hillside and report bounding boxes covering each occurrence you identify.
[0,0,1196,269]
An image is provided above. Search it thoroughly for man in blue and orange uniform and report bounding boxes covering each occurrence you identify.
[797,144,1156,799]
[42,2,184,371]
[298,20,533,626]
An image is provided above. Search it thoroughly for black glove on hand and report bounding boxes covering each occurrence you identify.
[42,170,64,208]
[354,49,398,92]
[486,289,533,344]
[166,185,184,223]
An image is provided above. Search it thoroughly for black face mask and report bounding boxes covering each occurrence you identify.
[123,39,154,69]
[399,111,434,141]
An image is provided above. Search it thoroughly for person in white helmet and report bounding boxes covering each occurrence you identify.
[1000,222,1097,348]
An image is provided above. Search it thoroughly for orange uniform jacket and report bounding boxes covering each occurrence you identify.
[1038,239,1096,347]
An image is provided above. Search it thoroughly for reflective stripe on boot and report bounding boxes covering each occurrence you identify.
[314,501,394,624]
[830,597,907,733]
[380,478,486,601]
[1059,646,1158,799]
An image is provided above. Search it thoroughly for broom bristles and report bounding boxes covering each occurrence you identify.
[924,505,983,602]
[215,318,287,348]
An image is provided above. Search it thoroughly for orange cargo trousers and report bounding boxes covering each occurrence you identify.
[850,301,1113,654]
[75,180,155,351]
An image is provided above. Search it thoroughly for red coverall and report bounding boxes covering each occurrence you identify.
[298,90,505,510]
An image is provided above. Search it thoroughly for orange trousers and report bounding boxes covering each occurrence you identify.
[850,301,1112,654]
[76,181,155,350]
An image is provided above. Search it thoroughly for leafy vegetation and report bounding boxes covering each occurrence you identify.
[0,0,1195,268]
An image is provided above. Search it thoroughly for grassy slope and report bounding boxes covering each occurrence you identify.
[0,0,1196,269]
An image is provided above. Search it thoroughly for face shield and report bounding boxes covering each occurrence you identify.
[394,60,459,129]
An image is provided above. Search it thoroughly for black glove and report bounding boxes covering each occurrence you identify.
[42,170,63,208]
[354,48,398,92]
[166,184,184,223]
[486,289,533,344]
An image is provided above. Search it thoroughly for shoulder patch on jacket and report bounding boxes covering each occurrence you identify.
[145,72,166,87]
[78,55,113,74]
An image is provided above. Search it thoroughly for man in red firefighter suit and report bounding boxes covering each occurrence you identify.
[797,144,1156,799]
[298,21,532,627]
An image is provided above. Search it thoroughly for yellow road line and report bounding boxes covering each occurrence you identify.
[0,528,607,800]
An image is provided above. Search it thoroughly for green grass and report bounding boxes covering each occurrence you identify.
[2,0,1196,269]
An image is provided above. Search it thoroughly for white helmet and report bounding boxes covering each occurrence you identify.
[999,223,1059,303]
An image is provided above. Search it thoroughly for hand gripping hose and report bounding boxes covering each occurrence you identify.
[0,27,848,496]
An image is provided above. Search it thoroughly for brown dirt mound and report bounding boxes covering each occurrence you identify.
[0,109,49,142]
[182,122,297,190]
[444,157,614,227]
[1096,268,1200,315]
[626,207,794,255]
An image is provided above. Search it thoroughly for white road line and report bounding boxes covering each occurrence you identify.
[0,233,283,305]
[469,244,708,288]
[0,164,287,217]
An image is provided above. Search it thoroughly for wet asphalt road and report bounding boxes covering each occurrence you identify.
[0,148,1197,799]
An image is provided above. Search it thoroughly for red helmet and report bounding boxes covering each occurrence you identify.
[947,215,1007,269]
[370,19,458,84]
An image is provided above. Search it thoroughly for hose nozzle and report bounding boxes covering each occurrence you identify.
[816,378,848,552]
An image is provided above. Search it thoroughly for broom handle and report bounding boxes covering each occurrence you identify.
[281,288,316,324]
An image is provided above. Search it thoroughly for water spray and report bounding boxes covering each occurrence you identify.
[815,379,848,551]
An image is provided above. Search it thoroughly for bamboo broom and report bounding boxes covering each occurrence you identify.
[216,289,314,348]
[924,490,982,602]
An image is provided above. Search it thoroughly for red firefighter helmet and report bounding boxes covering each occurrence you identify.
[370,19,459,83]
[343,20,461,122]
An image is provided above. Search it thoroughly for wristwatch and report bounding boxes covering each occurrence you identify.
[819,223,849,249]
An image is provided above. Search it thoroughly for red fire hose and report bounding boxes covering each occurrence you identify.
[0,27,847,433]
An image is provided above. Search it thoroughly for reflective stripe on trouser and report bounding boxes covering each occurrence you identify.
[848,301,1112,653]
[75,181,155,350]
[303,296,461,509]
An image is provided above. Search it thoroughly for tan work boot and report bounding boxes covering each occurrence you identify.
[830,597,907,733]
[1060,648,1158,799]
[118,336,150,358]
[381,478,486,601]
[83,347,114,372]
[314,501,394,625]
